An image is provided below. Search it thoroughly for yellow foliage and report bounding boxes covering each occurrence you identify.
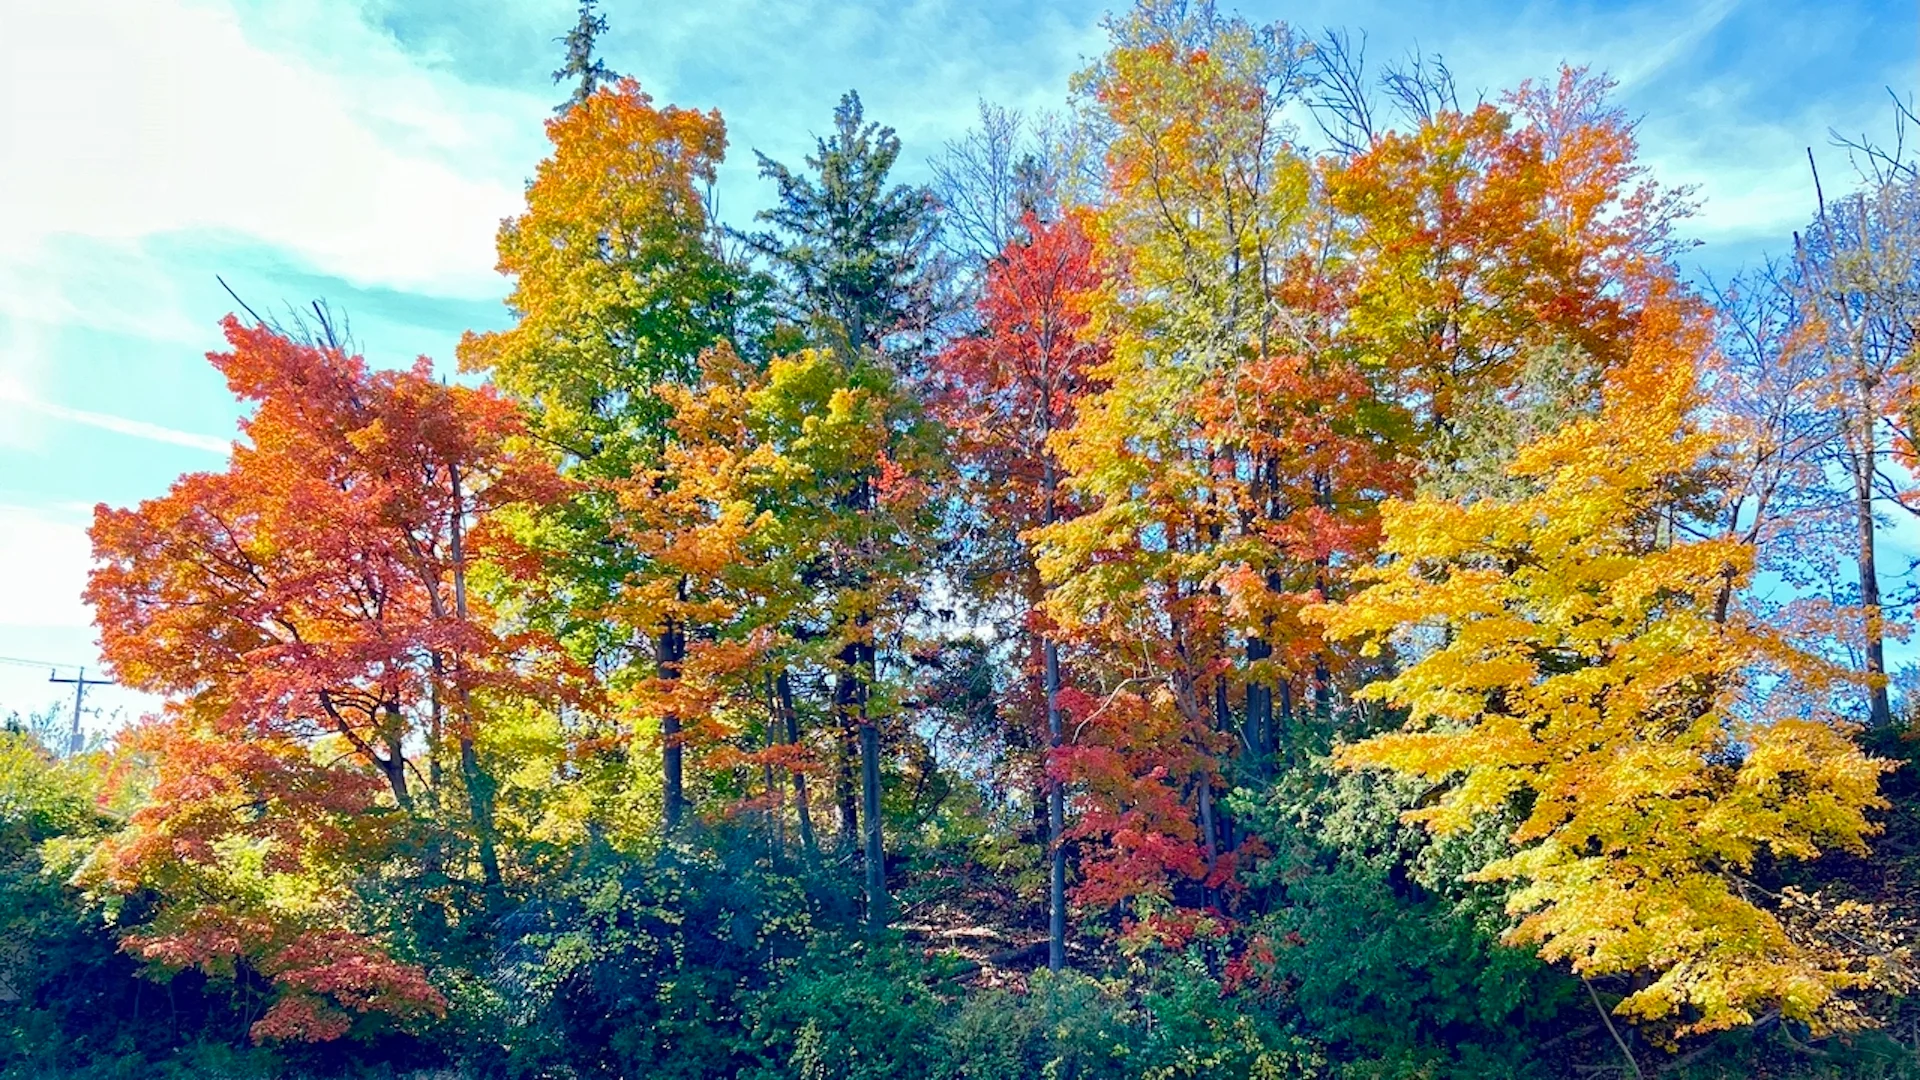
[1315,288,1896,1036]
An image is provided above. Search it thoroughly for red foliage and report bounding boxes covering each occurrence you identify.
[89,319,580,804]
[86,319,574,1041]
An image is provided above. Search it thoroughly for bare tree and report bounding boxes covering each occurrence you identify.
[1831,88,1919,187]
[929,100,1069,269]
[1379,47,1459,125]
[1302,29,1377,156]
[1792,150,1920,728]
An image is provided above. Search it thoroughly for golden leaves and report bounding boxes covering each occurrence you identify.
[1318,291,1896,1036]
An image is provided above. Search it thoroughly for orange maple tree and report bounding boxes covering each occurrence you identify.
[86,319,576,1041]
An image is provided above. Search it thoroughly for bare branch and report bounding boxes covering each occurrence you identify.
[1302,28,1376,156]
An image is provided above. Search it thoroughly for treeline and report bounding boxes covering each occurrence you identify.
[5,1,1920,1078]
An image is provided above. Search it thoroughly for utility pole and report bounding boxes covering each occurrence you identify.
[49,667,111,755]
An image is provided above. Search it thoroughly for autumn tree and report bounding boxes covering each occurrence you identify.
[1318,288,1895,1039]
[1034,0,1343,923]
[744,90,947,927]
[932,210,1105,969]
[459,79,752,833]
[460,78,737,471]
[1792,166,1920,728]
[86,319,572,1039]
[1328,66,1693,451]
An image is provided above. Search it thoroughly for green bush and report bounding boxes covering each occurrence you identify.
[1230,761,1580,1079]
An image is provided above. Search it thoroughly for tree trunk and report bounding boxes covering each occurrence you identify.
[844,626,887,930]
[1044,638,1067,972]
[1853,442,1893,727]
[1278,678,1294,755]
[860,709,887,930]
[833,667,860,853]
[1212,673,1234,856]
[381,722,412,810]
[1245,637,1273,772]
[1197,777,1218,909]
[1805,157,1893,729]
[447,462,502,893]
[658,618,688,831]
[459,734,502,892]
[777,669,819,860]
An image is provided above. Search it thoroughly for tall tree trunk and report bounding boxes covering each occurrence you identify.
[1805,156,1894,728]
[1212,673,1234,856]
[760,674,783,858]
[1245,635,1273,772]
[448,463,502,894]
[850,630,887,930]
[859,708,886,929]
[833,667,860,853]
[1197,776,1218,910]
[380,714,412,810]
[427,654,446,798]
[1312,468,1335,726]
[1040,452,1069,970]
[1278,678,1294,756]
[1853,440,1892,726]
[658,617,688,831]
[1044,638,1067,972]
[1242,459,1278,774]
[777,669,819,860]
[458,736,502,892]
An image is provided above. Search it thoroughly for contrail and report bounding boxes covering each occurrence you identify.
[0,387,229,454]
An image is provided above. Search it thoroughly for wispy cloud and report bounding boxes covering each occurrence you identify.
[0,504,98,630]
[0,388,229,455]
[0,0,549,300]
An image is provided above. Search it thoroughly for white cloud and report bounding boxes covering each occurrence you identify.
[1607,0,1744,94]
[0,504,166,733]
[0,505,96,630]
[0,0,548,301]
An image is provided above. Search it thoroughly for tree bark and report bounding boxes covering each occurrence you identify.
[1805,154,1894,728]
[657,617,688,831]
[860,709,886,930]
[844,625,887,930]
[1044,638,1066,972]
[1245,636,1273,772]
[777,669,819,860]
[1853,448,1892,727]
[833,667,860,853]
[448,462,502,894]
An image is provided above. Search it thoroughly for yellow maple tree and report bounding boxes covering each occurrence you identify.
[1315,285,1896,1037]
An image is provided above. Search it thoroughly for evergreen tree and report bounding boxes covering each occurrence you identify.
[743,91,948,364]
[741,91,947,929]
[552,0,621,113]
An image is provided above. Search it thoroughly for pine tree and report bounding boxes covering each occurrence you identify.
[742,90,946,929]
[551,0,621,114]
[744,90,947,363]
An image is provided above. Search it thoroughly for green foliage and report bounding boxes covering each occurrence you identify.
[449,836,816,1080]
[1133,954,1323,1080]
[1232,760,1582,1078]
[932,972,1140,1080]
[0,733,264,1078]
[743,90,946,356]
[37,4,1920,1077]
[742,944,957,1080]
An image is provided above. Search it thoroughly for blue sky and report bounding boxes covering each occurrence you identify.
[0,0,1914,729]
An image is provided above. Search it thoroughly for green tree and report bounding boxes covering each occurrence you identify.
[551,0,621,113]
[742,91,948,928]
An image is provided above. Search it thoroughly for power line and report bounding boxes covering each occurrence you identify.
[49,667,112,755]
[0,653,95,673]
